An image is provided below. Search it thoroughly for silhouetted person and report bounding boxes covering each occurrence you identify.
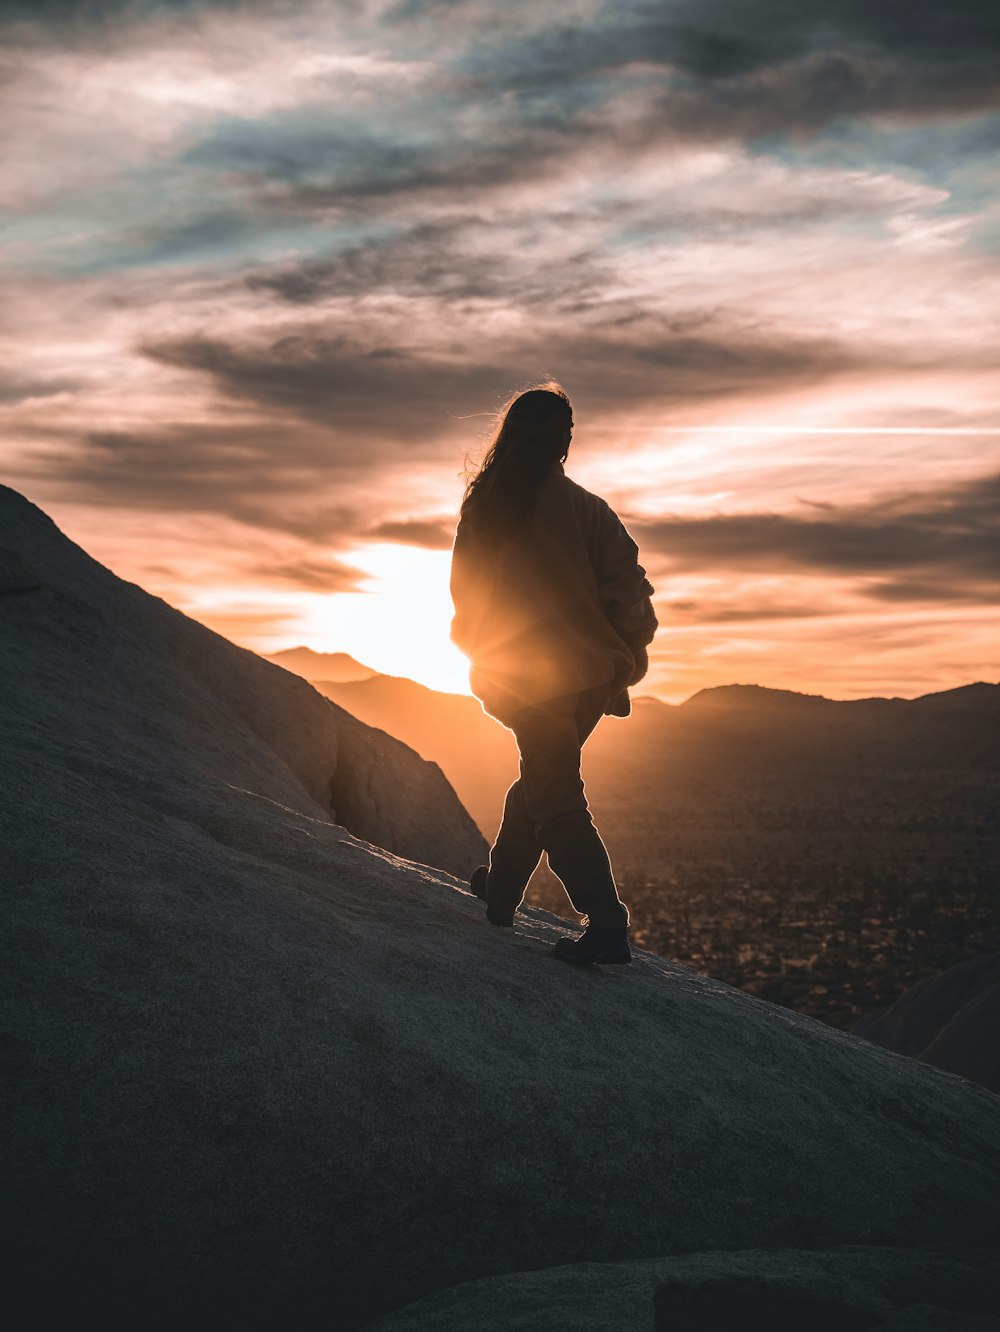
[450,383,656,964]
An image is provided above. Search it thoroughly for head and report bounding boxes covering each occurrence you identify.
[494,384,573,463]
[461,382,573,538]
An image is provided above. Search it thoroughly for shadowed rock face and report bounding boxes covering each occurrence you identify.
[2,486,999,1330]
[855,954,1000,1093]
[0,487,485,877]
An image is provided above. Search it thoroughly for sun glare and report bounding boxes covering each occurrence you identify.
[301,543,472,695]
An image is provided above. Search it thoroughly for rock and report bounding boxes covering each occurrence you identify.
[856,954,1000,1092]
[2,486,999,1329]
[0,486,485,878]
[364,1247,1000,1332]
[0,546,44,593]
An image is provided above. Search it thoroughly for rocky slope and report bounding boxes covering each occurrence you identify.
[3,487,999,1330]
[309,671,518,836]
[856,953,1000,1093]
[0,486,485,878]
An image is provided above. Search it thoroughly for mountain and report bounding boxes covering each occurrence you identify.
[266,645,377,682]
[4,485,999,1328]
[306,673,1000,837]
[307,669,1000,1031]
[683,682,835,711]
[305,670,1000,851]
[311,672,518,837]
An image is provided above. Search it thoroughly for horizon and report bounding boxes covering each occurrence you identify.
[264,639,998,707]
[2,2,998,699]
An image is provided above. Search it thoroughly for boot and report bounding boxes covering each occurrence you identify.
[540,810,629,930]
[469,865,514,928]
[553,922,631,965]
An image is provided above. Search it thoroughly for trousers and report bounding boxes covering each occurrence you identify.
[486,682,629,928]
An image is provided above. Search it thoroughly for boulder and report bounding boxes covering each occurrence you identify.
[855,954,1000,1092]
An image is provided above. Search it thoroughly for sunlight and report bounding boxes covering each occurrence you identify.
[302,543,472,695]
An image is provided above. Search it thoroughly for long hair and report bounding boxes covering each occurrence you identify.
[461,383,572,541]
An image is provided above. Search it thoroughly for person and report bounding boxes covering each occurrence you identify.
[450,383,657,965]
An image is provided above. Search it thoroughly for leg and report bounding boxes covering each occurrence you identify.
[484,777,544,920]
[513,688,629,929]
[542,810,627,928]
[476,695,588,923]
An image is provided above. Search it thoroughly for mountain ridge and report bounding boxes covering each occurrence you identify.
[266,645,378,682]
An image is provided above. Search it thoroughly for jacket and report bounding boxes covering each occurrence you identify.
[450,464,657,725]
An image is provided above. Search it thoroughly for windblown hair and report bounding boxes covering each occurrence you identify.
[461,383,572,541]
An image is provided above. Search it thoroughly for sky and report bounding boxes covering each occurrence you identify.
[3,0,999,701]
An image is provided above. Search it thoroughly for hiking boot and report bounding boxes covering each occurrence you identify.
[553,923,631,965]
[470,865,514,928]
[470,865,488,901]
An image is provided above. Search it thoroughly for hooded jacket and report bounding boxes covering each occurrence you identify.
[450,464,657,725]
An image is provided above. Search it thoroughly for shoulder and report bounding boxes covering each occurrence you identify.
[547,471,613,520]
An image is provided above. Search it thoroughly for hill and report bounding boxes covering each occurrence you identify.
[311,672,518,836]
[266,645,377,682]
[4,488,999,1328]
[302,673,1000,838]
[303,669,1000,1030]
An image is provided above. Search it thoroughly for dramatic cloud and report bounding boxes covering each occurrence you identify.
[141,321,865,434]
[31,424,368,543]
[636,472,1000,596]
[462,1,1000,125]
[1,0,998,696]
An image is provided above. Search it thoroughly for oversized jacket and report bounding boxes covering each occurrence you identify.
[450,463,657,724]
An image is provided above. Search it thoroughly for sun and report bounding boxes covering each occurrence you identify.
[301,543,473,695]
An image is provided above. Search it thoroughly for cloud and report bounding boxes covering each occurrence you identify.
[0,1,259,32]
[141,318,863,439]
[1,0,997,702]
[635,471,1000,600]
[367,518,454,549]
[461,2,1000,127]
[0,370,80,403]
[140,333,506,442]
[251,555,367,592]
[663,598,826,624]
[185,601,303,643]
[26,425,366,543]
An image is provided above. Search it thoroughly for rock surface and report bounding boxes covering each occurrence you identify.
[2,487,999,1330]
[367,1247,1000,1331]
[856,953,1000,1093]
[0,486,485,878]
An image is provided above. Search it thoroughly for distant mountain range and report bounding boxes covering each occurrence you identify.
[271,659,1000,851]
[271,655,1000,1035]
[267,646,377,683]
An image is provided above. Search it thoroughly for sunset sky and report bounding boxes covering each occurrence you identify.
[3,0,998,701]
